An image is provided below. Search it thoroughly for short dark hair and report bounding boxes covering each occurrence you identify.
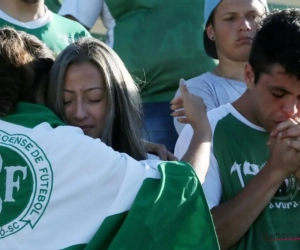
[249,8,300,83]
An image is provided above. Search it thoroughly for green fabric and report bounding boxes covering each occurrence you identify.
[0,12,90,54]
[64,161,220,250]
[105,0,216,102]
[213,113,300,250]
[0,102,64,129]
[268,3,298,10]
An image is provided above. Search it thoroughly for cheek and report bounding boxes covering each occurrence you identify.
[92,101,108,126]
[63,105,73,122]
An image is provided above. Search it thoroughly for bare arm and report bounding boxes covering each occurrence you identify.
[211,163,285,250]
[171,79,211,183]
[181,127,211,180]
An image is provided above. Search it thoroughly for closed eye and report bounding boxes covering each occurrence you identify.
[63,100,72,105]
[89,99,101,103]
[224,16,235,21]
[272,93,285,98]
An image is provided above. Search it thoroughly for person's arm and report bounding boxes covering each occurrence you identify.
[173,78,217,135]
[171,79,211,183]
[59,0,103,30]
[211,131,300,250]
[143,140,177,160]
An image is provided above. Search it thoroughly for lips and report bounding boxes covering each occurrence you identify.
[237,36,252,42]
[78,125,94,133]
[236,37,253,45]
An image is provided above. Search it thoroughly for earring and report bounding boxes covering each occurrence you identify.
[211,36,215,41]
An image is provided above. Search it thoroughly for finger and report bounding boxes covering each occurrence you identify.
[176,117,189,124]
[170,96,183,105]
[179,78,189,97]
[278,125,300,139]
[271,119,298,137]
[287,139,300,151]
[171,110,186,117]
[155,144,168,161]
[170,103,183,110]
[167,151,178,161]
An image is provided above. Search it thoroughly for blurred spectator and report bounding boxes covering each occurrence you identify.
[59,0,216,151]
[0,0,90,53]
[174,0,268,134]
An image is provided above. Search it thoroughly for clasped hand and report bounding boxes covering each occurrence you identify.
[268,118,300,183]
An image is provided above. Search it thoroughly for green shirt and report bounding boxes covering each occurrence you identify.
[210,104,300,250]
[0,8,90,54]
[106,0,216,102]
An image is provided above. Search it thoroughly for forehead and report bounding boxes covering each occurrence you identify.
[257,65,300,93]
[64,62,105,89]
[216,0,266,15]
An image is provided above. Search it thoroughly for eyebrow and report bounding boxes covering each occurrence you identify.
[269,86,291,95]
[63,87,105,93]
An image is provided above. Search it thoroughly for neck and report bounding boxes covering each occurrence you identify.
[0,0,45,22]
[213,56,247,82]
[232,91,261,127]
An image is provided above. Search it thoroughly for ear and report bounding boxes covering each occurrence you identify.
[206,24,215,41]
[245,63,255,89]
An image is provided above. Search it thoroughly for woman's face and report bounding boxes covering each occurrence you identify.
[63,62,107,139]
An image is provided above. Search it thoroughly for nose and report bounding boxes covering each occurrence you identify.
[238,17,251,32]
[74,102,88,120]
[282,99,299,118]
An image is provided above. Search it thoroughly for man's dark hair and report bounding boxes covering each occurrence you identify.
[249,8,300,83]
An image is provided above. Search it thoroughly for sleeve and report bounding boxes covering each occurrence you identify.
[173,79,218,135]
[58,0,104,29]
[202,150,222,209]
[174,124,193,160]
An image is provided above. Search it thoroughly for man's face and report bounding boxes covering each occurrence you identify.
[207,0,266,62]
[246,64,300,133]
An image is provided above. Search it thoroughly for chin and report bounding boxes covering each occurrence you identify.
[228,54,250,63]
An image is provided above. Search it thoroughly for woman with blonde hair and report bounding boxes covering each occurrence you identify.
[47,37,170,160]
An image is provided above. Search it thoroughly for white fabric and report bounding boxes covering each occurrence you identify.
[0,120,161,249]
[59,0,115,47]
[175,103,263,209]
[173,72,246,134]
[0,6,52,29]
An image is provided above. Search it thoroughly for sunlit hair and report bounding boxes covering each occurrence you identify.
[47,37,147,160]
[0,27,54,116]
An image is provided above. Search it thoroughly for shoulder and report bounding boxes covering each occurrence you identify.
[186,72,216,87]
[50,12,90,35]
[207,104,233,133]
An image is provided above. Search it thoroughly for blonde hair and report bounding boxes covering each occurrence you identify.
[47,37,147,160]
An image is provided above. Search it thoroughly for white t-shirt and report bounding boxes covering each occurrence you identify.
[58,0,115,47]
[173,72,246,134]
